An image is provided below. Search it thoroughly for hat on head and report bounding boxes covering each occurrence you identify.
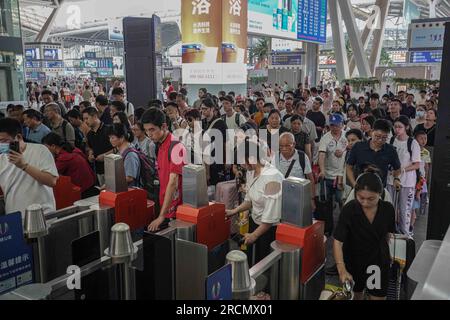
[329,113,344,125]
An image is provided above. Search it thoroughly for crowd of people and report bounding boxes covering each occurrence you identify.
[0,78,439,300]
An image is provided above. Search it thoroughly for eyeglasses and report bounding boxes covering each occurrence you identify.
[373,134,389,141]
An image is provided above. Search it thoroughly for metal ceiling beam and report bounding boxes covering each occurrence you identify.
[339,0,371,77]
[369,0,390,74]
[20,0,57,8]
[35,6,61,42]
[49,36,122,47]
[49,25,108,37]
[329,0,350,80]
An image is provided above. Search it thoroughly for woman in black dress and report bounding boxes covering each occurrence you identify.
[333,172,395,300]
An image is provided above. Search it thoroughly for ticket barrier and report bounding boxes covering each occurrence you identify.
[53,176,81,210]
[1,219,227,300]
[1,164,231,300]
[407,225,450,300]
[227,177,326,300]
[21,154,154,284]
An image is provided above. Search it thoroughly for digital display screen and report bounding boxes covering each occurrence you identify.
[248,0,327,43]
[25,48,40,60]
[43,48,60,60]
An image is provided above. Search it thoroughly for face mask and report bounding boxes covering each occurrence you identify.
[416,111,425,118]
[0,143,10,154]
[264,113,269,118]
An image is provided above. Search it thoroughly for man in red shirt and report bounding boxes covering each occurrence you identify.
[165,80,175,97]
[142,108,186,231]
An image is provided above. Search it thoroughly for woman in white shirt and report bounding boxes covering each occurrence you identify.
[166,102,187,137]
[386,116,421,237]
[226,138,284,264]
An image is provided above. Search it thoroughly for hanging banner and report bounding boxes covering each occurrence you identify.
[182,0,247,84]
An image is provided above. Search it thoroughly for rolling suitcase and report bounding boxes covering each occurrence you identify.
[215,180,239,209]
[314,179,333,235]
[388,190,416,300]
[215,180,239,234]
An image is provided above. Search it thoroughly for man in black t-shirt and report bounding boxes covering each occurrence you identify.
[201,98,228,185]
[306,97,326,141]
[82,107,113,186]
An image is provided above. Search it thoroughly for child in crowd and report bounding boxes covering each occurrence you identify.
[343,129,363,201]
[412,131,431,225]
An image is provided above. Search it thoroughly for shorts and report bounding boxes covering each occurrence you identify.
[349,262,389,298]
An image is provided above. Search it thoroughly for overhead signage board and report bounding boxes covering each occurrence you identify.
[408,18,449,51]
[409,51,442,63]
[248,0,327,44]
[25,48,40,60]
[43,48,59,60]
[271,51,302,65]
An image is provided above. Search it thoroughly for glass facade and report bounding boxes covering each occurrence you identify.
[0,0,25,103]
[0,0,21,38]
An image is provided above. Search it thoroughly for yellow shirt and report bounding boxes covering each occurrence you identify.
[253,111,264,126]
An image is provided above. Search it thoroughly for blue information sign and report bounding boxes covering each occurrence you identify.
[25,48,40,60]
[297,0,327,43]
[0,212,34,294]
[43,49,59,60]
[271,52,303,65]
[85,52,96,59]
[409,51,442,63]
[206,264,232,300]
[25,61,42,68]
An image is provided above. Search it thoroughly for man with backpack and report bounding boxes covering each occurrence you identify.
[201,98,228,185]
[274,132,315,211]
[221,95,246,130]
[141,108,186,232]
[112,87,135,123]
[44,103,76,146]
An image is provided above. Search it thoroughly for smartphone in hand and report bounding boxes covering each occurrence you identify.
[9,141,20,153]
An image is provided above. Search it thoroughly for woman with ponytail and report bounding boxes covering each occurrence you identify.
[108,123,141,187]
[42,132,97,198]
[387,115,421,237]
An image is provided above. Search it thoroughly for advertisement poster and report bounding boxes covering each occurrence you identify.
[109,19,124,41]
[408,19,448,50]
[206,264,232,300]
[113,56,124,76]
[182,0,247,84]
[248,0,298,40]
[248,0,327,43]
[0,212,34,294]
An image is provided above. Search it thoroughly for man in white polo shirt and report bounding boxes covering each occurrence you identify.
[318,113,348,232]
[274,132,316,211]
[0,118,58,218]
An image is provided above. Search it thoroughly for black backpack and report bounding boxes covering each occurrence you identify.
[281,150,307,178]
[122,147,158,200]
[221,113,241,127]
